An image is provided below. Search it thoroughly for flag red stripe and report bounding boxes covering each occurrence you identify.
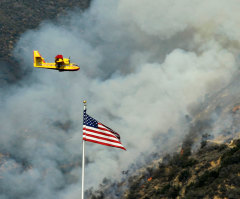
[98,123,121,139]
[83,133,121,144]
[83,135,123,147]
[98,126,114,133]
[83,126,115,136]
[83,127,116,138]
[83,131,119,141]
[83,131,119,142]
[83,138,126,150]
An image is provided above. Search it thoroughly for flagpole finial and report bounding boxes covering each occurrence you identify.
[83,100,87,111]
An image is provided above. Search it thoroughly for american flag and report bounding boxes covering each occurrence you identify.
[83,110,126,150]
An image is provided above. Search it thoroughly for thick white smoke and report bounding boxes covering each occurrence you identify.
[1,0,240,198]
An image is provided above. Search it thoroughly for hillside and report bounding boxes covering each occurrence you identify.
[87,137,240,199]
[0,0,90,85]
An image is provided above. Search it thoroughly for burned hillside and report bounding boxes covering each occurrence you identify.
[86,139,240,199]
[122,139,240,199]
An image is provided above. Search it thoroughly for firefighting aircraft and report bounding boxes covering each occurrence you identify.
[33,50,80,71]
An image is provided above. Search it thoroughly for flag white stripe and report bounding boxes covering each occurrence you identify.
[83,131,119,142]
[84,136,124,147]
[98,123,112,130]
[83,129,121,144]
[83,125,115,137]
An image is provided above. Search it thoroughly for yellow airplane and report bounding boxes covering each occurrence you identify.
[33,50,80,71]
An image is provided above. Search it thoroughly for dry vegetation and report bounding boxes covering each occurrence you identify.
[86,139,240,199]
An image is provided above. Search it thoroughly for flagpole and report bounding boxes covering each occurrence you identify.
[82,100,87,199]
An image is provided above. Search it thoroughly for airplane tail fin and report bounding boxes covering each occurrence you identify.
[33,50,45,67]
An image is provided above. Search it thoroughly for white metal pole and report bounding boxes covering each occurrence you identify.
[82,100,87,199]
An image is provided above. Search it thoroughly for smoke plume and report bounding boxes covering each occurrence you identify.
[1,0,240,198]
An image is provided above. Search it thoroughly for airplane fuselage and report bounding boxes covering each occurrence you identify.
[33,50,80,71]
